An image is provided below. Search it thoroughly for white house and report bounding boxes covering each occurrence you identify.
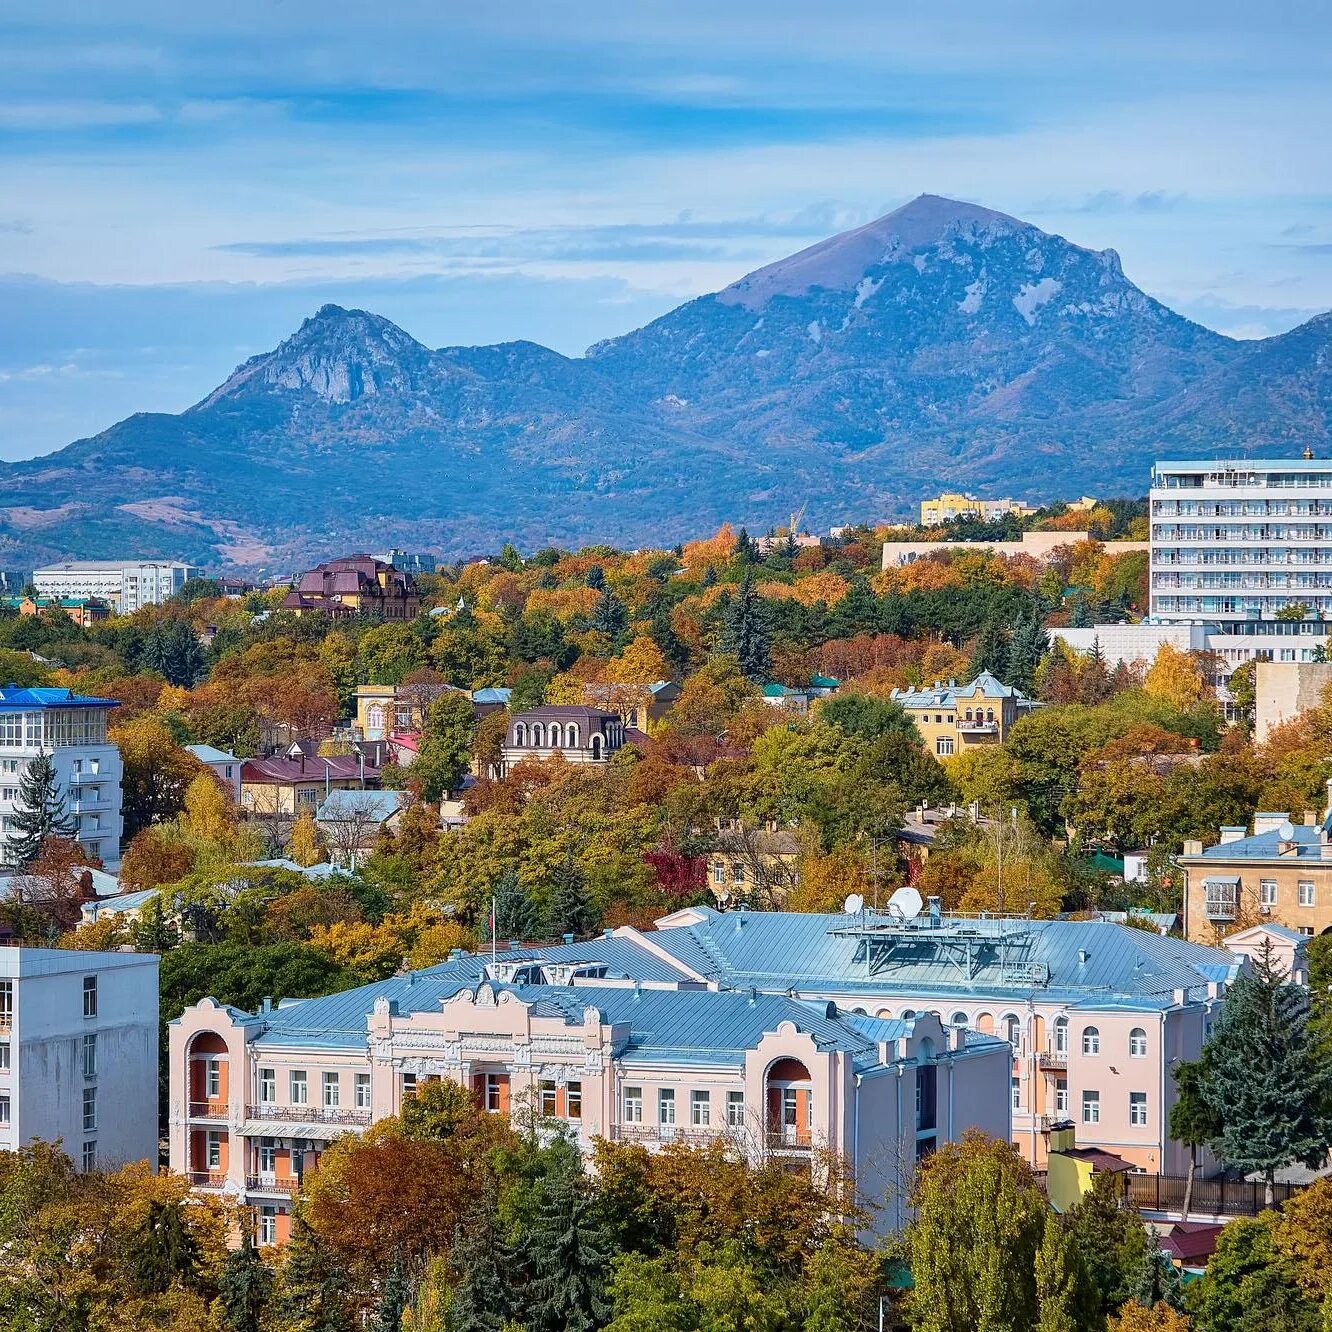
[0,947,159,1171]
[0,686,123,870]
[185,744,243,803]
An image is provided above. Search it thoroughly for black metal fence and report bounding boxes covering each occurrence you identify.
[1124,1172,1301,1217]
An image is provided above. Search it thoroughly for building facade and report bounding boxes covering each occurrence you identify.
[169,953,1011,1242]
[240,755,380,817]
[499,706,627,776]
[0,686,123,869]
[890,671,1038,758]
[0,948,159,1171]
[0,595,111,627]
[1253,661,1332,742]
[1150,458,1332,625]
[919,492,1039,527]
[185,744,243,802]
[32,561,203,613]
[1179,808,1332,944]
[282,556,420,619]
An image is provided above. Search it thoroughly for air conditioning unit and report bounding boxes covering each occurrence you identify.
[1259,904,1272,915]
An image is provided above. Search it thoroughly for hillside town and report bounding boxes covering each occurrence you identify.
[0,457,1324,1329]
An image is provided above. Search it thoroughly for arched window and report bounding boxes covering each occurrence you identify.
[986,708,995,723]
[532,722,545,746]
[590,735,603,760]
[951,1011,969,1029]
[1082,1026,1100,1056]
[875,1007,893,1020]
[901,1009,916,1020]
[566,724,579,748]
[367,703,384,729]
[513,722,527,745]
[975,1012,995,1035]
[1129,1027,1147,1058]
[1053,1016,1069,1056]
[1003,1014,1021,1048]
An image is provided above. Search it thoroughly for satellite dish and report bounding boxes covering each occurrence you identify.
[1278,820,1296,841]
[888,886,923,920]
[843,893,864,915]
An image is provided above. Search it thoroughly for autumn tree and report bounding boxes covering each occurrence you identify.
[1143,643,1207,710]
[116,714,207,839]
[182,771,235,844]
[289,807,323,866]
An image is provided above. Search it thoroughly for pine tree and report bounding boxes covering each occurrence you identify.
[492,868,537,942]
[372,1251,410,1332]
[590,587,629,639]
[1200,941,1332,1205]
[521,1156,613,1332]
[1067,589,1093,628]
[130,895,179,953]
[218,1231,273,1332]
[830,576,882,638]
[718,573,771,682]
[733,527,758,566]
[131,1199,202,1295]
[970,620,1011,679]
[584,564,606,591]
[279,1218,353,1332]
[141,618,208,687]
[546,854,594,939]
[649,609,688,676]
[1130,1243,1186,1312]
[6,751,75,866]
[1004,609,1049,691]
[449,1189,517,1332]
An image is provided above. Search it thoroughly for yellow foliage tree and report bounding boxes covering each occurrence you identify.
[1143,643,1207,710]
[181,773,235,844]
[608,635,674,685]
[788,843,876,913]
[289,808,323,867]
[1107,1304,1191,1332]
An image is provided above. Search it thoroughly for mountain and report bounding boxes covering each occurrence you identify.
[3,195,1330,569]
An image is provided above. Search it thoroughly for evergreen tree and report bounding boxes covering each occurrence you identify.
[584,565,606,591]
[279,1218,353,1332]
[970,619,1011,679]
[130,895,180,953]
[1200,941,1332,1205]
[1004,609,1049,691]
[590,587,629,639]
[830,575,882,638]
[449,1188,517,1332]
[701,564,717,589]
[1061,1171,1148,1318]
[218,1231,273,1332]
[718,573,771,682]
[131,1199,202,1294]
[1130,1242,1186,1313]
[492,867,537,942]
[6,750,75,866]
[140,619,209,687]
[546,854,594,939]
[1067,589,1093,628]
[648,609,688,676]
[733,527,758,566]
[372,1251,410,1332]
[521,1156,613,1332]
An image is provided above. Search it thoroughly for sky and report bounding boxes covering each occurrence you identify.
[3,0,1332,460]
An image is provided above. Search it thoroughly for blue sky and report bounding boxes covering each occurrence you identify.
[3,0,1331,459]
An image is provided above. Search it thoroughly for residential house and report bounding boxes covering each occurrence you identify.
[281,555,420,619]
[240,754,380,818]
[471,687,512,717]
[169,946,1011,1243]
[499,706,627,776]
[315,789,404,866]
[185,744,243,802]
[707,820,801,905]
[0,686,123,870]
[919,492,1039,527]
[0,595,111,627]
[1179,803,1332,945]
[582,680,680,732]
[0,948,159,1172]
[890,671,1039,759]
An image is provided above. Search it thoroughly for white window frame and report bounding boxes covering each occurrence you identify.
[1081,1027,1100,1056]
[1081,1090,1100,1125]
[258,1206,277,1246]
[566,1081,583,1120]
[1129,1092,1148,1127]
[259,1068,276,1104]
[289,1070,308,1106]
[658,1088,676,1126]
[321,1072,339,1108]
[354,1073,371,1110]
[82,1086,97,1132]
[726,1091,745,1127]
[1298,880,1316,907]
[82,1033,97,1079]
[936,736,954,757]
[1259,879,1277,907]
[81,1140,96,1171]
[82,975,97,1019]
[1128,1028,1147,1059]
[206,1129,222,1169]
[1055,1079,1069,1114]
[623,1086,643,1124]
[690,1090,710,1127]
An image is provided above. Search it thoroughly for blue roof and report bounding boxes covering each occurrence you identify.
[892,670,1031,709]
[186,743,240,764]
[473,687,512,705]
[0,685,118,710]
[1195,824,1332,861]
[86,888,160,916]
[315,789,403,822]
[641,910,1238,1008]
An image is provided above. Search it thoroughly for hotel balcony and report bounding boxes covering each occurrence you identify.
[244,1103,372,1127]
[246,1175,301,1196]
[187,1100,230,1121]
[187,1172,229,1191]
[1038,1048,1069,1072]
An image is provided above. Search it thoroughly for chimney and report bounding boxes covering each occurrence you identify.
[1253,813,1287,836]
[1304,810,1318,826]
[1077,949,1090,966]
[1218,826,1246,845]
[563,932,574,946]
[1183,839,1204,856]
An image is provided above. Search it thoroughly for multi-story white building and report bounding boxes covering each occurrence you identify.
[0,687,123,869]
[0,947,159,1171]
[33,560,204,613]
[1150,458,1332,628]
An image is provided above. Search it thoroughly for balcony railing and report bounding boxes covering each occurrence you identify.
[187,1171,229,1190]
[1204,895,1238,922]
[1038,1048,1069,1071]
[765,1127,813,1152]
[188,1100,230,1120]
[957,719,998,734]
[610,1122,726,1146]
[245,1103,372,1127]
[246,1174,301,1196]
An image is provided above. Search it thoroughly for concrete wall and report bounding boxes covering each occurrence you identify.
[1255,661,1332,742]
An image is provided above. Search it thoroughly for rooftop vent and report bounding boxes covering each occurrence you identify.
[1077,949,1090,966]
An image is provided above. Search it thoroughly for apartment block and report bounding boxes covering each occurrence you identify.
[32,560,203,613]
[0,948,159,1170]
[0,687,123,870]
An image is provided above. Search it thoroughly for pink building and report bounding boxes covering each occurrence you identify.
[169,955,1010,1244]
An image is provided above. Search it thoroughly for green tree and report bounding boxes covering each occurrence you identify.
[590,587,629,639]
[1168,1059,1222,1219]
[131,1198,203,1295]
[1034,1212,1094,1332]
[718,572,771,682]
[1061,1170,1148,1318]
[5,750,75,865]
[372,1250,410,1332]
[970,619,1011,678]
[1200,942,1332,1205]
[908,1132,1047,1332]
[1067,589,1093,628]
[546,854,595,939]
[412,691,475,801]
[521,1155,614,1332]
[1005,609,1049,692]
[139,618,209,687]
[492,867,538,942]
[449,1187,517,1332]
[399,1078,475,1141]
[1191,1213,1321,1332]
[218,1230,273,1332]
[277,1218,353,1332]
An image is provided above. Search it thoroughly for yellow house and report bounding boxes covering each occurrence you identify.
[354,684,428,740]
[1046,1123,1134,1212]
[706,820,801,906]
[919,493,1039,527]
[890,671,1039,759]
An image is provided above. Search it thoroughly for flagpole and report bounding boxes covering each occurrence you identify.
[491,894,497,965]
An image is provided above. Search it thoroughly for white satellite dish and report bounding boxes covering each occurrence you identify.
[1278,820,1296,841]
[888,885,924,920]
[843,893,865,915]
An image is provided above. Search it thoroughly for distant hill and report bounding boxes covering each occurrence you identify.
[3,194,1329,570]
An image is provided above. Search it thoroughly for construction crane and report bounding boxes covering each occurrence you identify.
[787,500,808,537]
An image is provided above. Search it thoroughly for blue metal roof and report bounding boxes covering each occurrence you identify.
[1197,824,1332,860]
[0,685,118,710]
[186,743,240,764]
[472,687,512,705]
[891,670,1031,709]
[315,789,403,822]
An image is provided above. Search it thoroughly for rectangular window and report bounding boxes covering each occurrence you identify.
[1055,1079,1069,1114]
[623,1086,643,1123]
[566,1081,582,1120]
[690,1090,710,1127]
[402,1073,418,1101]
[727,1091,745,1127]
[0,1040,8,1072]
[1081,1090,1100,1125]
[289,1071,308,1106]
[1129,1092,1148,1127]
[1260,879,1277,907]
[1011,1076,1021,1111]
[936,737,954,757]
[258,1206,277,1246]
[296,787,320,807]
[82,976,97,1019]
[259,1068,276,1104]
[206,1129,222,1169]
[322,1073,339,1108]
[712,862,725,885]
[483,1075,501,1111]
[0,980,11,1027]
[82,1033,97,1079]
[1299,881,1316,907]
[81,1141,96,1172]
[540,1080,558,1117]
[731,864,744,884]
[658,1088,676,1126]
[354,1073,371,1109]
[205,1057,221,1098]
[258,1138,276,1173]
[0,1094,9,1124]
[82,1086,97,1132]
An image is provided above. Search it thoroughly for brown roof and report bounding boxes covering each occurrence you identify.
[242,756,380,785]
[511,705,618,723]
[1060,1147,1135,1173]
[1162,1222,1224,1263]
